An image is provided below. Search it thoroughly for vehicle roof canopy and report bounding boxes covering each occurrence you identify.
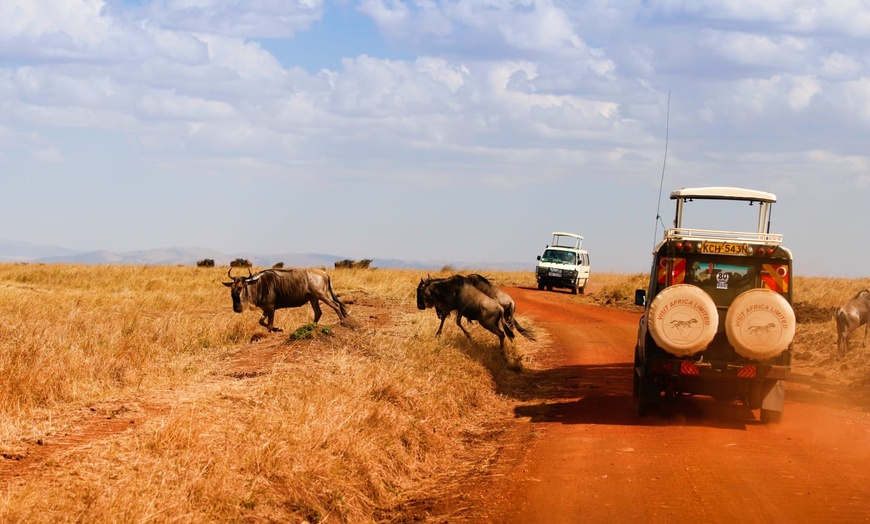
[670,186,776,203]
[550,232,583,250]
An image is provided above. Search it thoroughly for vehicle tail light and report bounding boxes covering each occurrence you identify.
[675,242,684,250]
[767,247,776,255]
[756,247,766,256]
[680,361,700,375]
[683,242,694,252]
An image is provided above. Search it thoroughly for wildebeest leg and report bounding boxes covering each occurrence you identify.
[321,298,346,320]
[310,299,323,324]
[836,313,849,358]
[863,322,869,348]
[478,316,506,349]
[260,308,282,332]
[455,314,472,339]
[315,291,347,321]
[435,314,448,336]
[502,321,515,341]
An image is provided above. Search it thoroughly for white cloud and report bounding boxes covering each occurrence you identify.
[141,0,325,38]
[31,146,63,163]
[820,52,862,79]
[787,75,820,110]
[0,0,868,274]
[648,0,870,36]
[841,77,870,120]
[0,0,112,48]
[700,31,809,69]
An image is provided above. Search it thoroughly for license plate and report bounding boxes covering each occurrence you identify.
[699,242,751,255]
[548,270,561,277]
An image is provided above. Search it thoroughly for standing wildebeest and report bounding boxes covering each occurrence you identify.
[416,275,515,350]
[836,289,870,358]
[465,274,536,341]
[223,267,348,332]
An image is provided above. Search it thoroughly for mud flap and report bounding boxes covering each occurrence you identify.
[760,379,785,424]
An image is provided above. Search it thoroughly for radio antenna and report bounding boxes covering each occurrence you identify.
[652,90,671,248]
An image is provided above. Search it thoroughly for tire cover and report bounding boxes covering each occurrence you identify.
[648,284,719,357]
[725,289,795,361]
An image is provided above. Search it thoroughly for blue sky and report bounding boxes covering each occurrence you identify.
[1,0,869,276]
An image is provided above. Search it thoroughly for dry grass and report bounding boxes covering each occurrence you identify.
[0,264,867,522]
[790,276,870,389]
[0,264,534,523]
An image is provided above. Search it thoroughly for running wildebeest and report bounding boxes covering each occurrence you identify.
[836,289,870,358]
[465,273,536,341]
[223,267,348,332]
[416,275,515,350]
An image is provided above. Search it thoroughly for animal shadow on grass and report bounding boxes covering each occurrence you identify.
[442,331,523,376]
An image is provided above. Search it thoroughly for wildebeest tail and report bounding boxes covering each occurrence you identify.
[328,275,349,317]
[510,316,536,341]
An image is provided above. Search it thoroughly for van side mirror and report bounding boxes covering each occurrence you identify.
[634,289,647,306]
[536,255,541,261]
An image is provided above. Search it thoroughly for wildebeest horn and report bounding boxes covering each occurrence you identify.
[227,268,235,280]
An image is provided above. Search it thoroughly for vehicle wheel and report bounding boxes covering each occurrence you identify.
[725,289,796,361]
[632,349,642,400]
[632,370,640,400]
[537,282,544,290]
[571,281,579,294]
[636,374,658,417]
[546,285,553,291]
[747,381,763,410]
[647,284,719,357]
[760,408,783,424]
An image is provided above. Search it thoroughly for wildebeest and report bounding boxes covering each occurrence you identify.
[465,274,535,341]
[223,267,348,332]
[836,289,870,357]
[416,275,515,350]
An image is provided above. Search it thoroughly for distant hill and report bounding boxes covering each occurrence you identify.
[0,239,530,271]
[0,239,79,262]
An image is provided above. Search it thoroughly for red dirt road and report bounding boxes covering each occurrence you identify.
[470,287,870,523]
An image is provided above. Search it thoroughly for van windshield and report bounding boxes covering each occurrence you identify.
[542,250,576,264]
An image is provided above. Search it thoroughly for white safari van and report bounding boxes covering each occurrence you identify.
[535,232,591,294]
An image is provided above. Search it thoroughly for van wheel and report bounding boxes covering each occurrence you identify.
[571,282,579,294]
[537,282,544,290]
[546,285,552,291]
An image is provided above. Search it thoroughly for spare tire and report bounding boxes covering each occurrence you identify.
[725,289,795,361]
[648,284,719,357]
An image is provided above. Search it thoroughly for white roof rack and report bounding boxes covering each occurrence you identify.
[665,228,783,244]
[550,232,583,250]
[670,187,776,203]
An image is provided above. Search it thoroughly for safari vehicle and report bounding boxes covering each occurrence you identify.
[633,187,796,423]
[535,232,590,294]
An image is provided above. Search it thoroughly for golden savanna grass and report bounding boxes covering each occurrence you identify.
[0,264,536,522]
[0,264,867,522]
